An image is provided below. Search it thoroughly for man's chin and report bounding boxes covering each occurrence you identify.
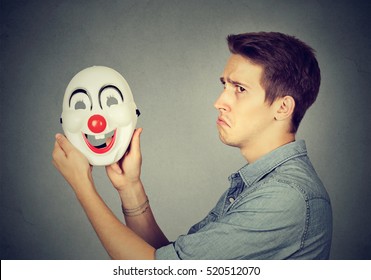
[218,134,235,147]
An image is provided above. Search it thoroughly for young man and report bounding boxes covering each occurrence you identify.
[52,32,332,259]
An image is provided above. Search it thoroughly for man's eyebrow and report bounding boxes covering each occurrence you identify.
[219,77,251,89]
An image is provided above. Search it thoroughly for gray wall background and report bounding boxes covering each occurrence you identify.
[1,0,370,260]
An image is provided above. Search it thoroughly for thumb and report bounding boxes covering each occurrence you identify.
[107,162,122,175]
[55,133,74,154]
[130,128,143,156]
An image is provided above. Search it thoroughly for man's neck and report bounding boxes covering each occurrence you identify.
[240,133,296,163]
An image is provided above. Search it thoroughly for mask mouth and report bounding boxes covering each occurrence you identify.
[83,129,116,154]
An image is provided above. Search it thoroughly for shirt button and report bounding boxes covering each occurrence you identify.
[229,197,235,203]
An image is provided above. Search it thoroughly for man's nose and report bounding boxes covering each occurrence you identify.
[214,90,230,112]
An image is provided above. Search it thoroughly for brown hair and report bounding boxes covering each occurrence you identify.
[227,32,321,132]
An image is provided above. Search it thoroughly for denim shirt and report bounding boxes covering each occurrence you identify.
[155,140,332,259]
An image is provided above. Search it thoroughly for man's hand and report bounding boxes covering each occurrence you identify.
[52,133,93,192]
[105,128,143,191]
[52,132,156,259]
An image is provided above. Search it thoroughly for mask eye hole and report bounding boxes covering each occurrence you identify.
[74,100,86,110]
[69,90,91,111]
[99,85,123,110]
[106,95,119,107]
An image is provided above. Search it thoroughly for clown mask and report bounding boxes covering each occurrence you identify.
[61,66,140,166]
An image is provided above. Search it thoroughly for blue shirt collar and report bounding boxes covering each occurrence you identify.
[235,140,308,187]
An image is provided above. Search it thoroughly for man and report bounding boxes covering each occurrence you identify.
[52,32,332,259]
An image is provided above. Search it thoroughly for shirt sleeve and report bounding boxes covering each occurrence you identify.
[155,182,307,260]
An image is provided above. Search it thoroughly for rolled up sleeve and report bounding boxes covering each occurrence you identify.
[155,243,181,260]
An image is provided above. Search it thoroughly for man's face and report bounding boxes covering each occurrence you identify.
[214,54,276,151]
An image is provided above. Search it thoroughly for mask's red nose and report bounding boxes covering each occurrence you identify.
[88,114,107,133]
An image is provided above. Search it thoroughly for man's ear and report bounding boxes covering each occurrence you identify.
[274,96,295,121]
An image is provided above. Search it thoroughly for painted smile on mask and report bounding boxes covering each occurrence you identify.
[83,129,116,154]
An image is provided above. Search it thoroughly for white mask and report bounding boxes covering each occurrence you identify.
[61,66,140,166]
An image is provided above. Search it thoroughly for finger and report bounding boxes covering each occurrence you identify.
[55,133,74,154]
[52,140,67,170]
[129,128,143,155]
[108,162,122,174]
[52,140,65,160]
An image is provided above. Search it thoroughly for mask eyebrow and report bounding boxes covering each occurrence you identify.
[69,89,92,110]
[98,85,123,109]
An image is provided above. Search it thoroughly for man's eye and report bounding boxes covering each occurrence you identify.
[236,86,246,93]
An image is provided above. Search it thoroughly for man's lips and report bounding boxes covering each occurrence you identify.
[217,116,230,127]
[83,129,116,154]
